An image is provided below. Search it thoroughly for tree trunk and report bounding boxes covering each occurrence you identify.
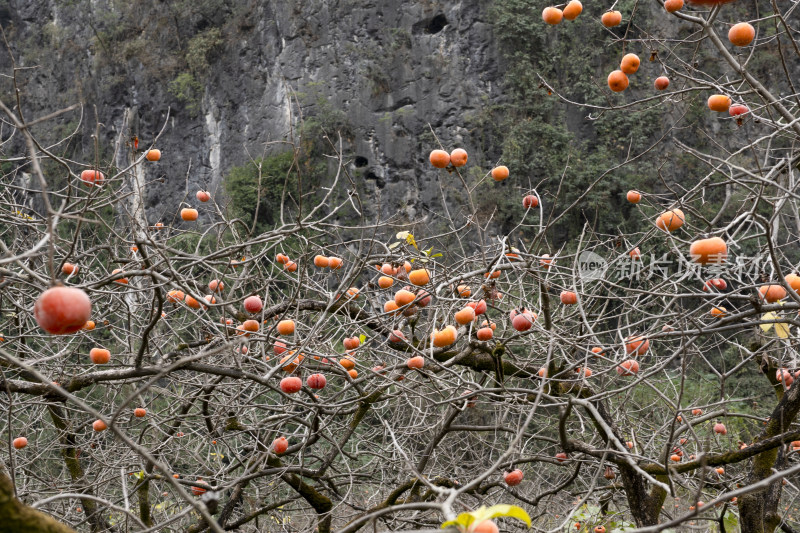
[0,469,77,532]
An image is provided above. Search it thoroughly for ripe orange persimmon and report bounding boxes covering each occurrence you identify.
[476,327,493,341]
[145,149,161,161]
[409,269,430,285]
[608,70,629,92]
[167,290,185,303]
[472,520,500,533]
[242,319,259,332]
[429,149,450,168]
[431,325,458,347]
[62,262,79,276]
[708,95,732,112]
[272,436,289,454]
[83,320,95,331]
[560,291,578,305]
[313,255,330,268]
[625,335,649,355]
[280,353,304,372]
[468,300,487,315]
[710,307,727,317]
[284,261,298,272]
[12,437,28,449]
[656,208,685,232]
[277,320,296,335]
[654,76,670,90]
[394,289,416,307]
[759,284,787,303]
[689,237,727,265]
[378,276,394,290]
[208,279,224,292]
[407,356,424,369]
[348,369,358,379]
[626,190,641,203]
[328,256,343,269]
[134,408,146,418]
[454,307,476,325]
[111,269,128,284]
[80,169,105,187]
[180,208,198,221]
[512,311,535,331]
[195,190,210,202]
[90,348,110,364]
[307,374,327,389]
[664,0,683,11]
[184,295,201,309]
[244,295,263,313]
[629,247,641,260]
[620,53,640,75]
[346,287,360,299]
[785,273,800,292]
[523,194,539,209]
[450,148,468,167]
[562,0,583,20]
[601,10,622,27]
[93,420,108,432]
[343,336,360,350]
[276,253,289,264]
[280,376,302,394]
[729,104,749,117]
[617,359,640,376]
[504,469,524,486]
[542,6,563,24]
[384,300,400,314]
[34,286,92,335]
[728,22,755,46]
[491,166,509,181]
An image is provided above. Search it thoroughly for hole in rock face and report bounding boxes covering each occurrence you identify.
[426,14,448,34]
[412,13,448,35]
[354,156,368,168]
[365,168,385,189]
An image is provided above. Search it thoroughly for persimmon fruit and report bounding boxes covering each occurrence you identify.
[728,22,755,46]
[450,148,468,167]
[429,150,450,168]
[34,285,92,335]
[180,208,198,221]
[608,70,629,92]
[601,11,622,27]
[542,7,563,24]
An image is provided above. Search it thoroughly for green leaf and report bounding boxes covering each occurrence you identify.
[760,312,776,332]
[441,505,531,530]
[431,253,443,258]
[761,311,791,337]
[723,510,739,533]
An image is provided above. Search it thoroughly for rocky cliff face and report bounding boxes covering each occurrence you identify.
[0,0,503,226]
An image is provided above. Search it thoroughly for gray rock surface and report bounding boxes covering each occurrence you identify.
[0,0,503,226]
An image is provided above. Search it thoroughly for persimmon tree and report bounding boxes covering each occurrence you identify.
[2,0,800,531]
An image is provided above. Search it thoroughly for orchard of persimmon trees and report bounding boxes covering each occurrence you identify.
[2,0,800,531]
